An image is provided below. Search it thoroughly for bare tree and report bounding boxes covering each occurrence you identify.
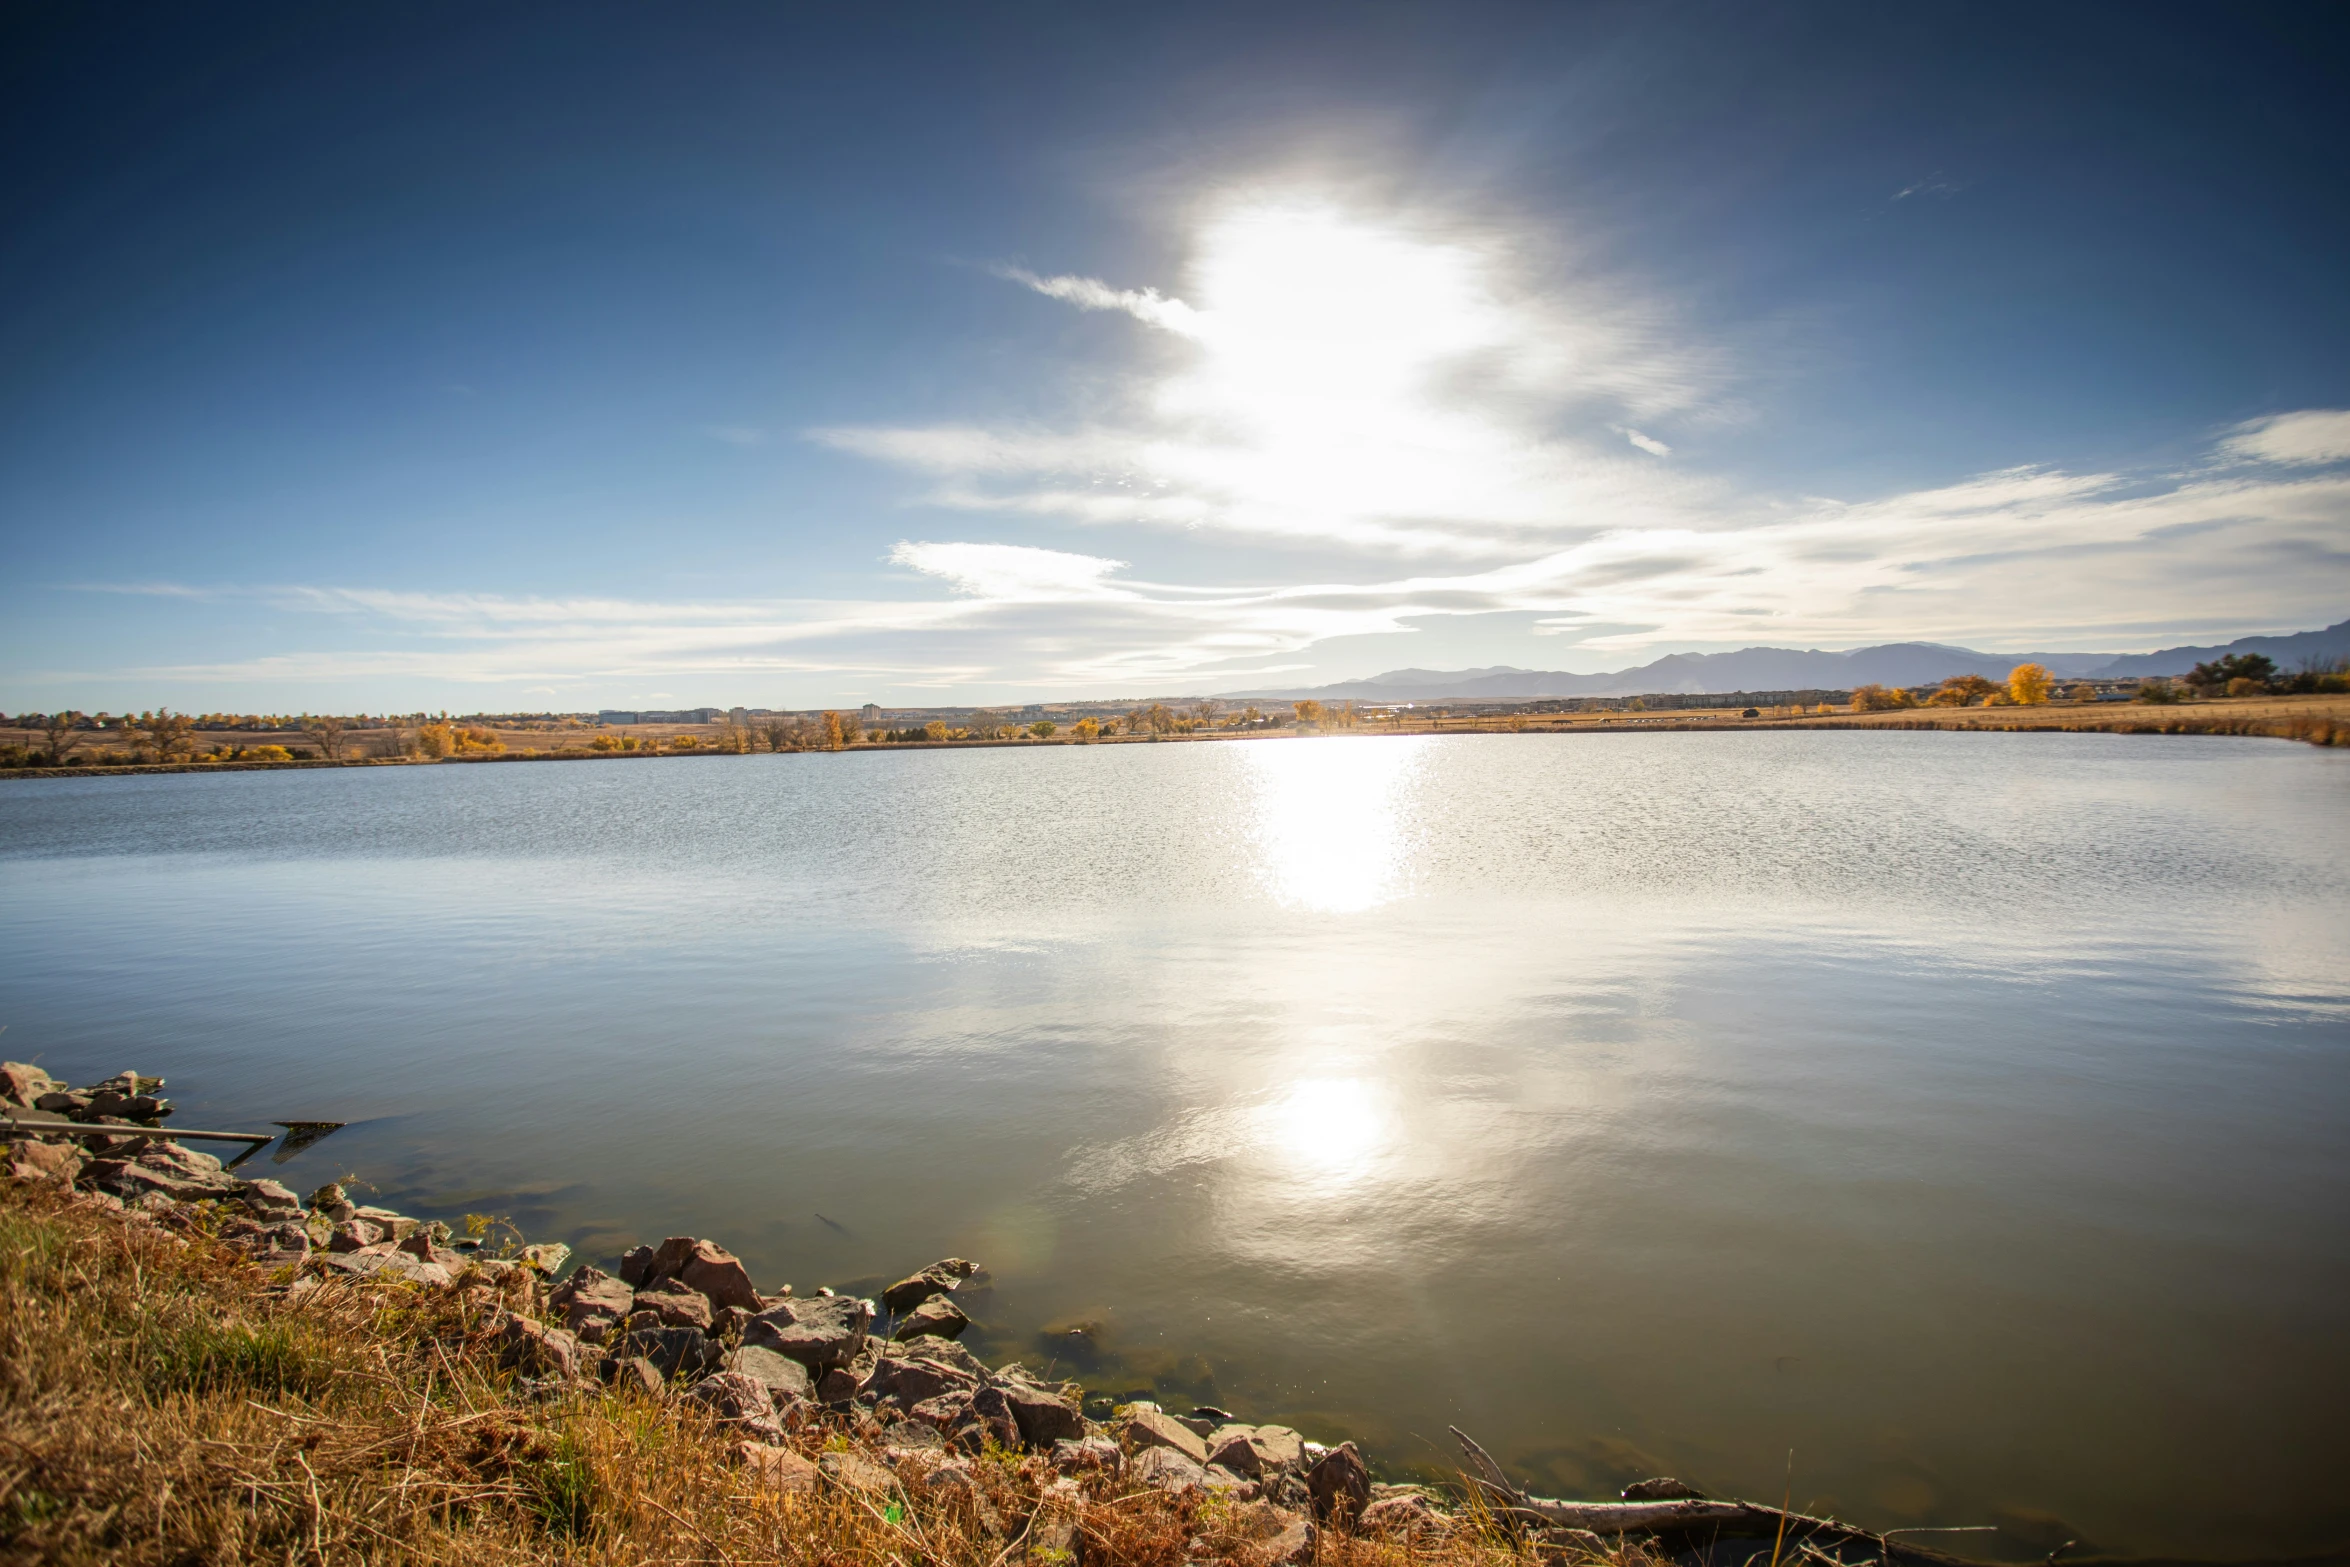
[41,710,81,764]
[307,715,349,760]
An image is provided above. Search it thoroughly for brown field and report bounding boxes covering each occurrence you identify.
[4,691,2347,780]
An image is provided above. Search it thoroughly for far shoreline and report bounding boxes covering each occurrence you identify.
[5,691,2349,781]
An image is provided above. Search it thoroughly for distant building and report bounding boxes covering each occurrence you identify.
[861,703,881,720]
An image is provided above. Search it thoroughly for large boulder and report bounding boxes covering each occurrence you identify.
[891,1295,970,1342]
[1207,1424,1306,1478]
[738,1442,819,1493]
[316,1248,453,1286]
[819,1451,898,1496]
[1228,1501,1316,1564]
[997,1381,1085,1449]
[723,1343,815,1403]
[236,1178,304,1216]
[1130,1445,1215,1492]
[633,1278,715,1332]
[909,1389,977,1430]
[674,1241,761,1312]
[683,1370,787,1443]
[328,1219,390,1253]
[745,1293,871,1370]
[624,1236,762,1310]
[862,1354,980,1407]
[83,1141,240,1202]
[614,1322,714,1381]
[1359,1493,1449,1539]
[395,1232,468,1270]
[1304,1442,1370,1526]
[492,1314,582,1380]
[0,1062,61,1109]
[351,1206,419,1241]
[960,1385,1022,1452]
[222,1220,312,1266]
[602,1355,666,1398]
[6,1138,84,1185]
[881,1257,979,1315]
[1118,1406,1209,1465]
[879,1334,990,1381]
[548,1266,635,1345]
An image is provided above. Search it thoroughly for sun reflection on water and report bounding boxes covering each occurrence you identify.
[1255,1077,1392,1186]
[1245,738,1423,912]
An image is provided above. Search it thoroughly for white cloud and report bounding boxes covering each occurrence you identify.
[76,435,2348,697]
[2220,409,2350,467]
[888,541,1131,602]
[1618,426,1671,457]
[825,196,1722,558]
[997,267,1204,337]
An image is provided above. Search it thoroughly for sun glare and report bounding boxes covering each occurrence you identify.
[1245,735,1421,912]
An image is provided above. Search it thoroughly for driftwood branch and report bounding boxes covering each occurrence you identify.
[1447,1427,1965,1563]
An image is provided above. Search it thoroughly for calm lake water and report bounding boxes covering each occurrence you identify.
[4,733,2346,1557]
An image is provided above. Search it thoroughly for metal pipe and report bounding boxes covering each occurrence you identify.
[1,1112,274,1147]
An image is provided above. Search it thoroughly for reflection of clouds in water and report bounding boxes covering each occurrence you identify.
[1245,739,1425,912]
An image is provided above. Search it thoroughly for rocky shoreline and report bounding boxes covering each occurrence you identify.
[5,1061,2021,1567]
[2,1060,1471,1558]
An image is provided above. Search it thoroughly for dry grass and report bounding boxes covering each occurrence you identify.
[0,1181,1620,1567]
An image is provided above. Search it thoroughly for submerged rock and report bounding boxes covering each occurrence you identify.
[1621,1476,1707,1501]
[891,1295,970,1342]
[881,1257,978,1315]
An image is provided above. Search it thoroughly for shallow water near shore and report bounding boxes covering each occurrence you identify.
[3,732,2347,1556]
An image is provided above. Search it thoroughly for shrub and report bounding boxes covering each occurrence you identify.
[1029,721,1057,738]
[2137,679,2182,705]
[416,721,456,758]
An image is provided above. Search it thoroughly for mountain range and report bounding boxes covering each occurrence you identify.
[1214,618,2350,703]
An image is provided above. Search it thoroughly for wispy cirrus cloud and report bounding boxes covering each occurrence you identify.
[2220,409,2350,468]
[67,431,2350,696]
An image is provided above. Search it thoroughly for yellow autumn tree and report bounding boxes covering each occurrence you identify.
[2008,663,2054,705]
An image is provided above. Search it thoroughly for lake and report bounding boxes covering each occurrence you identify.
[3,732,2345,1558]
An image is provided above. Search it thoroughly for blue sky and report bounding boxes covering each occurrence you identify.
[3,1,2346,711]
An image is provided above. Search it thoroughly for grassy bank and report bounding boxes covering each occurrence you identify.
[0,1177,1569,1567]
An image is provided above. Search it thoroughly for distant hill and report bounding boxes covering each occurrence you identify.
[1216,617,2349,702]
[2086,618,2350,678]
